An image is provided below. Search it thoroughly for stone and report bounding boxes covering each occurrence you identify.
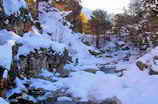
[149,69,158,75]
[99,65,116,73]
[59,70,71,78]
[136,61,148,71]
[54,101,76,104]
[88,50,102,56]
[84,69,98,74]
[100,97,122,104]
[153,56,158,65]
[10,98,36,104]
[11,43,71,78]
[28,88,46,97]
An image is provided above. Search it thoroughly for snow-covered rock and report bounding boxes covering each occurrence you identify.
[11,33,71,77]
[39,3,104,71]
[57,96,73,101]
[0,29,20,45]
[0,30,20,69]
[17,32,66,57]
[136,47,158,74]
[0,41,14,70]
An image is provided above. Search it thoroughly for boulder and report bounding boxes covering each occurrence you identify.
[84,69,98,74]
[88,50,102,57]
[11,43,71,78]
[54,101,76,104]
[136,61,148,71]
[100,97,122,104]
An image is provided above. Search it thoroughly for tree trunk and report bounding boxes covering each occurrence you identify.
[0,0,4,13]
[96,34,100,48]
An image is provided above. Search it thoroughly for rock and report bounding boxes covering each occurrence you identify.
[9,92,37,104]
[115,41,125,47]
[153,56,158,65]
[43,96,57,104]
[43,97,57,104]
[10,98,36,104]
[77,101,96,104]
[99,64,116,73]
[100,97,122,104]
[84,69,98,74]
[121,46,130,50]
[136,61,148,71]
[59,70,71,78]
[8,93,23,100]
[0,66,9,97]
[88,50,102,56]
[54,101,76,104]
[11,43,71,78]
[149,69,158,75]
[136,59,158,75]
[28,88,46,97]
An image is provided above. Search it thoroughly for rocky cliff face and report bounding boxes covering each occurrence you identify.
[11,42,71,78]
[0,32,72,97]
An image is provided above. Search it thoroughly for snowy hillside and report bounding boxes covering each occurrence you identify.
[0,0,158,104]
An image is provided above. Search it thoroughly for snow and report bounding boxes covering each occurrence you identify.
[60,71,123,102]
[17,32,66,57]
[0,29,21,45]
[30,78,63,91]
[1,1,158,104]
[0,41,14,70]
[58,68,158,104]
[137,47,158,72]
[39,4,104,71]
[0,97,9,104]
[0,30,20,79]
[137,47,158,63]
[57,96,72,101]
[3,0,27,15]
[28,68,158,104]
[0,30,21,70]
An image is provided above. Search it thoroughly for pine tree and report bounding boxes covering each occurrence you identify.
[90,9,111,48]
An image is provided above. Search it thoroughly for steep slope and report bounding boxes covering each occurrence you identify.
[39,2,104,71]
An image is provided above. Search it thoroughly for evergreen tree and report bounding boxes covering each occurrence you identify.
[90,9,111,48]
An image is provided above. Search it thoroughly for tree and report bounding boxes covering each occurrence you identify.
[129,0,143,16]
[0,0,33,34]
[142,0,158,16]
[90,9,111,48]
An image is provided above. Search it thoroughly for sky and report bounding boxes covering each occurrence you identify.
[82,0,130,13]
